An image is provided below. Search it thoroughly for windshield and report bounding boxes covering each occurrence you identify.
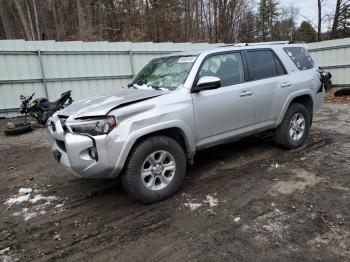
[129,55,197,91]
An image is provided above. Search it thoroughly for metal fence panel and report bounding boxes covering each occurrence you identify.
[1,38,349,118]
[0,40,223,117]
[308,38,350,87]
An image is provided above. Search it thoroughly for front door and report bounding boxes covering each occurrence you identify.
[191,52,254,147]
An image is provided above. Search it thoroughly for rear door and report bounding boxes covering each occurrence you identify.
[244,49,291,126]
[282,46,324,111]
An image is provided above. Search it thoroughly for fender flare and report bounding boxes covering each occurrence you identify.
[113,120,196,173]
[276,89,314,127]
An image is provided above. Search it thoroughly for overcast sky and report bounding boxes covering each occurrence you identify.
[279,0,337,29]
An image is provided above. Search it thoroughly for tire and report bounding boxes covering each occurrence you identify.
[334,87,350,97]
[4,123,33,136]
[275,103,310,149]
[122,135,186,203]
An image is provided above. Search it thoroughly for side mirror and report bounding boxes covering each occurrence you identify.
[192,76,221,93]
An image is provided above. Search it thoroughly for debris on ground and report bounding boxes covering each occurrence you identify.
[53,234,62,241]
[325,88,350,103]
[204,195,219,207]
[184,202,202,211]
[0,103,349,261]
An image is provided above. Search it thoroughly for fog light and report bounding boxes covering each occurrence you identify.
[89,148,98,160]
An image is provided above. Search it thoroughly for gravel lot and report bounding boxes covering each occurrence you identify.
[0,103,349,262]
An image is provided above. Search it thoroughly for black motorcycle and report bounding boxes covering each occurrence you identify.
[4,91,73,135]
[20,91,73,125]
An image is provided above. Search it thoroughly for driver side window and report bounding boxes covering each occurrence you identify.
[198,52,245,87]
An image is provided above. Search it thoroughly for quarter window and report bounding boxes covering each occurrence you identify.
[198,53,245,86]
[246,50,284,80]
[283,47,314,70]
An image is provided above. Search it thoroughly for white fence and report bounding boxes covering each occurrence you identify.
[0,40,223,118]
[309,38,350,87]
[0,38,349,118]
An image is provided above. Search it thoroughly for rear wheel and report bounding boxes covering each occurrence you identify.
[122,135,186,203]
[275,103,310,149]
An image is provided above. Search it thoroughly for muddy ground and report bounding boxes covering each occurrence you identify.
[0,103,349,262]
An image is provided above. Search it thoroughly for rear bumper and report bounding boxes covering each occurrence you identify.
[47,115,126,178]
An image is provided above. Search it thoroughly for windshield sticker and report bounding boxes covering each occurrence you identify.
[177,56,197,63]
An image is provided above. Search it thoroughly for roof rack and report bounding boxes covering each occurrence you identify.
[219,41,292,48]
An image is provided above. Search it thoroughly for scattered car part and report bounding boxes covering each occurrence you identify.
[334,88,350,97]
[4,123,33,135]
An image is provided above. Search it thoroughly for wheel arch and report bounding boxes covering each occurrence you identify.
[113,122,196,177]
[277,91,314,126]
[131,127,194,162]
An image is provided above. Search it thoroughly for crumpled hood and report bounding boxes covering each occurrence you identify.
[57,88,163,118]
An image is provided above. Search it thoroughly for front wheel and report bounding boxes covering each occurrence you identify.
[275,103,311,149]
[122,136,186,203]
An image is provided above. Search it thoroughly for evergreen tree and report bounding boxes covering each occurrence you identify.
[295,21,317,43]
[258,0,279,40]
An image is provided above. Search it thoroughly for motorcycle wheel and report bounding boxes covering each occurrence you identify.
[4,123,33,136]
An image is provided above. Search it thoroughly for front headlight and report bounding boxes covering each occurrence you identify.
[66,116,117,136]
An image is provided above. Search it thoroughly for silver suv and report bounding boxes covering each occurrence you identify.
[48,42,325,203]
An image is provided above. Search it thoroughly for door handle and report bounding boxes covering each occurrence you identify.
[240,90,253,97]
[280,83,292,88]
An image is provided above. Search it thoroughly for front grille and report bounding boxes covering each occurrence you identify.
[56,139,66,152]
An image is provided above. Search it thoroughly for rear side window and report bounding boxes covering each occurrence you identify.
[245,50,285,80]
[283,47,314,70]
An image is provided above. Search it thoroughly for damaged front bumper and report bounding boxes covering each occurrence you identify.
[47,115,125,178]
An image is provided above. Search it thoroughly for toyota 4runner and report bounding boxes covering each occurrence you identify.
[48,42,327,203]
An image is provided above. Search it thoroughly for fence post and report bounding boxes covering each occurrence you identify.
[129,49,135,78]
[37,50,49,98]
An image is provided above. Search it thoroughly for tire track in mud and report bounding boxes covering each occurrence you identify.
[2,104,350,261]
[29,132,341,261]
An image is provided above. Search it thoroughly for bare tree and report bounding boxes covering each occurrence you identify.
[0,0,15,39]
[13,0,33,40]
[331,0,350,38]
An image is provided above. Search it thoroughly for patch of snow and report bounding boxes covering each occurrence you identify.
[184,203,202,211]
[1,255,15,262]
[234,217,241,223]
[0,247,10,255]
[204,195,218,207]
[270,163,280,169]
[5,188,61,221]
[132,83,154,90]
[55,203,65,208]
[5,194,31,206]
[18,188,32,194]
[30,194,57,204]
[14,208,37,221]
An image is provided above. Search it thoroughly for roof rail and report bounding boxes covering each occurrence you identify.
[219,41,292,48]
